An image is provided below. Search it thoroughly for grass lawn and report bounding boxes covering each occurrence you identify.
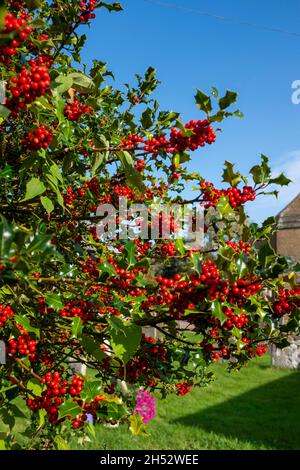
[71,355,300,450]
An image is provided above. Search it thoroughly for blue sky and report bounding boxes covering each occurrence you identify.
[82,0,300,222]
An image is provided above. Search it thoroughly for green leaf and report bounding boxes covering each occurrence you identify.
[38,408,47,429]
[216,196,234,217]
[52,75,73,94]
[250,154,271,185]
[0,216,15,259]
[190,252,202,274]
[157,111,179,126]
[86,421,96,439]
[117,151,146,192]
[219,90,238,110]
[45,293,64,312]
[40,196,54,214]
[99,261,116,276]
[236,256,248,278]
[109,320,142,364]
[175,238,186,256]
[195,89,212,114]
[129,414,148,436]
[124,241,136,266]
[100,2,123,13]
[15,316,40,338]
[211,300,227,324]
[0,164,13,179]
[0,104,10,119]
[54,436,70,450]
[269,173,291,186]
[58,400,82,420]
[258,242,276,269]
[81,379,102,402]
[68,72,95,94]
[25,0,42,10]
[21,177,46,201]
[91,153,105,176]
[141,108,154,129]
[27,379,43,397]
[81,335,106,362]
[211,87,219,98]
[49,162,63,184]
[27,232,51,253]
[222,161,241,186]
[72,317,83,338]
[0,8,7,30]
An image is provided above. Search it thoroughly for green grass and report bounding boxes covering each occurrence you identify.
[71,355,300,450]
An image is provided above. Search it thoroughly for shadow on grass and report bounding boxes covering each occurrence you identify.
[172,372,300,450]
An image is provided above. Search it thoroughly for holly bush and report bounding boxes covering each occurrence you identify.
[0,0,299,450]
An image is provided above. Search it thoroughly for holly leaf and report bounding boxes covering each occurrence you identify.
[15,316,40,338]
[219,90,238,110]
[80,335,106,362]
[72,317,83,338]
[129,414,148,436]
[222,161,241,187]
[211,300,227,324]
[21,177,46,201]
[109,320,142,364]
[195,89,212,114]
[58,400,82,420]
[45,293,64,312]
[269,173,291,186]
[117,151,145,192]
[40,196,54,214]
[124,241,136,267]
[54,436,70,450]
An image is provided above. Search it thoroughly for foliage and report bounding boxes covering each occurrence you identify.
[0,0,299,449]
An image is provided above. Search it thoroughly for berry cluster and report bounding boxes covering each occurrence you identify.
[73,395,106,428]
[22,125,53,151]
[121,336,167,384]
[254,344,268,357]
[273,288,300,318]
[157,241,176,257]
[28,372,83,424]
[226,240,252,255]
[8,330,37,361]
[59,300,96,322]
[223,307,248,329]
[78,0,96,22]
[27,371,107,427]
[176,382,191,396]
[6,60,51,116]
[121,119,216,156]
[98,306,121,316]
[134,159,146,172]
[64,100,92,122]
[0,304,15,328]
[169,119,216,152]
[200,182,256,208]
[0,13,31,65]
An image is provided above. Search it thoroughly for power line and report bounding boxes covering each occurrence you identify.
[144,0,300,38]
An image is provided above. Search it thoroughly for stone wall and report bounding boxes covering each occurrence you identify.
[271,337,300,369]
[271,193,300,368]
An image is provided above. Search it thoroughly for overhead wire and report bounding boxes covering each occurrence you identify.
[144,0,300,38]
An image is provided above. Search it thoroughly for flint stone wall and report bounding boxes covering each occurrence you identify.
[271,193,300,368]
[271,337,300,369]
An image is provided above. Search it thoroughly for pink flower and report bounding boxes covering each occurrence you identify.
[134,389,156,423]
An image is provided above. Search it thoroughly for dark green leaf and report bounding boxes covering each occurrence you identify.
[219,90,238,110]
[195,89,212,114]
